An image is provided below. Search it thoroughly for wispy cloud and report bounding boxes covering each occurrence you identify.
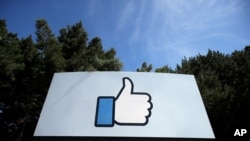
[129,0,147,45]
[140,0,245,66]
[87,0,248,70]
[116,0,136,32]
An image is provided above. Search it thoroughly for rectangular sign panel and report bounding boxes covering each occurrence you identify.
[34,72,215,139]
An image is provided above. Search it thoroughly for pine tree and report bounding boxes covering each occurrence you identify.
[0,19,25,140]
[58,22,122,71]
[87,37,122,71]
[175,49,250,140]
[58,21,88,71]
[155,65,174,73]
[136,62,152,72]
[35,19,65,77]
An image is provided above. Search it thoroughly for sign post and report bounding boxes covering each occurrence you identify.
[34,72,215,140]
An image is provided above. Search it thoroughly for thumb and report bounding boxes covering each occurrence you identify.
[118,77,134,97]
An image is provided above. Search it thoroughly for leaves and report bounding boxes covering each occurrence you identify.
[0,19,122,141]
[155,48,250,140]
[136,62,152,72]
[140,48,250,140]
[155,65,174,73]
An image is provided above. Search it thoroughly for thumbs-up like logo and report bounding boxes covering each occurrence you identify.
[95,77,153,127]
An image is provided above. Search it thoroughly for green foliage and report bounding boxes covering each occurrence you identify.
[0,19,122,141]
[136,62,152,72]
[137,49,250,140]
[35,19,66,76]
[0,19,25,140]
[155,65,174,73]
[58,21,87,71]
[86,37,122,71]
[0,21,24,81]
[58,22,122,71]
[168,48,250,140]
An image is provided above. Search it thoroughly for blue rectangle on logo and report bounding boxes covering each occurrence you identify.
[95,97,114,127]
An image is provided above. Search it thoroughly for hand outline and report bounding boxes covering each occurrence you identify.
[95,77,153,127]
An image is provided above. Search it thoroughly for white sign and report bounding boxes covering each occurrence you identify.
[34,72,215,139]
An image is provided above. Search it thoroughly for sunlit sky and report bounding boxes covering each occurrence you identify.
[1,0,250,71]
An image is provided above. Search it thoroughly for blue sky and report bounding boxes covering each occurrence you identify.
[1,0,250,71]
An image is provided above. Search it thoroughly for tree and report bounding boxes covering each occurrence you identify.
[58,21,88,71]
[18,36,43,141]
[36,19,65,93]
[0,18,123,141]
[86,37,122,71]
[35,19,65,77]
[136,62,152,72]
[0,20,24,81]
[175,48,250,140]
[59,22,122,71]
[0,19,25,141]
[155,65,174,73]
